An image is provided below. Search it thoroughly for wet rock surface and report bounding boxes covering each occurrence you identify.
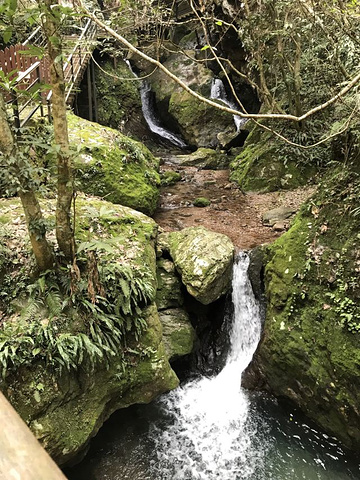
[159,308,197,362]
[164,226,234,305]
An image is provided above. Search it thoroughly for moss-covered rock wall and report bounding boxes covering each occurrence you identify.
[230,124,319,192]
[251,163,360,449]
[0,197,179,465]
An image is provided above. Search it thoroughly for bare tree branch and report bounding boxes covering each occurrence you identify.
[80,3,360,125]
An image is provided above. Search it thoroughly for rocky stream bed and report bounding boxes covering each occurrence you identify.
[154,153,315,250]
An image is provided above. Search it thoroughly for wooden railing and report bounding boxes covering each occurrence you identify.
[0,18,97,127]
[0,392,67,480]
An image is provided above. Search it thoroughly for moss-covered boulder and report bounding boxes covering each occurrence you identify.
[7,304,178,465]
[0,197,179,465]
[175,148,230,170]
[230,125,318,192]
[68,114,160,215]
[193,197,211,207]
[164,227,234,305]
[156,258,184,310]
[160,170,182,186]
[251,164,360,449]
[159,308,196,361]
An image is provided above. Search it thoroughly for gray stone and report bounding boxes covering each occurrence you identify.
[262,206,296,226]
[167,226,234,304]
[156,259,184,310]
[175,148,230,170]
[159,308,196,361]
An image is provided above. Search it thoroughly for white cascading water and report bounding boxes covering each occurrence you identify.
[151,252,264,480]
[125,60,187,148]
[139,81,188,148]
[210,78,247,132]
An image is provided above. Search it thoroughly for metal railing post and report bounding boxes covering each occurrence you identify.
[70,55,75,82]
[78,44,82,66]
[11,90,20,129]
[36,64,44,118]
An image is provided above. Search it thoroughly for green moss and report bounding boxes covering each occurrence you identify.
[257,164,360,449]
[68,114,160,216]
[159,308,196,361]
[160,170,182,186]
[94,58,142,131]
[193,197,211,207]
[230,125,318,192]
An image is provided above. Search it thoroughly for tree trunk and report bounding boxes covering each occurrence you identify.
[0,94,54,271]
[41,0,76,262]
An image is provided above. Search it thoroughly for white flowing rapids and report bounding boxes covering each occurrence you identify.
[151,253,264,480]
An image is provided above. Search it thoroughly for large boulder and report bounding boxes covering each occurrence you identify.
[0,197,178,465]
[163,226,234,305]
[159,308,196,362]
[7,304,178,466]
[68,114,160,216]
[250,164,360,450]
[172,148,230,170]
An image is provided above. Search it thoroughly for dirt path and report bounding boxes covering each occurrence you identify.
[154,161,315,251]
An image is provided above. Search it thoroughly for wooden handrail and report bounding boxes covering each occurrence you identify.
[0,392,67,480]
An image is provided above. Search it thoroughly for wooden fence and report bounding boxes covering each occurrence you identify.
[0,18,97,127]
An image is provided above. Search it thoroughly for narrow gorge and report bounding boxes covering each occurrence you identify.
[0,1,360,479]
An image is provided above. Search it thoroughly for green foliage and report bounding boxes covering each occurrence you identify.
[326,278,360,333]
[0,252,155,378]
[0,197,158,379]
[0,122,60,199]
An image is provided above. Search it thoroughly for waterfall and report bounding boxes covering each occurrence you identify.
[210,78,247,132]
[150,252,264,480]
[126,60,188,148]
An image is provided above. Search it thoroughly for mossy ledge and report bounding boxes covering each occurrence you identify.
[68,114,160,216]
[251,163,360,450]
[0,197,178,465]
[230,123,319,192]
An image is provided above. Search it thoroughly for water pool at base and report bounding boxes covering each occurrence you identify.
[65,255,360,480]
[65,393,360,480]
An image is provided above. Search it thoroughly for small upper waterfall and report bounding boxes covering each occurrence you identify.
[139,82,188,148]
[210,78,247,132]
[150,252,263,479]
[126,60,188,148]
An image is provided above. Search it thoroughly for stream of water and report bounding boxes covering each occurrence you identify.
[66,255,360,480]
[210,78,247,132]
